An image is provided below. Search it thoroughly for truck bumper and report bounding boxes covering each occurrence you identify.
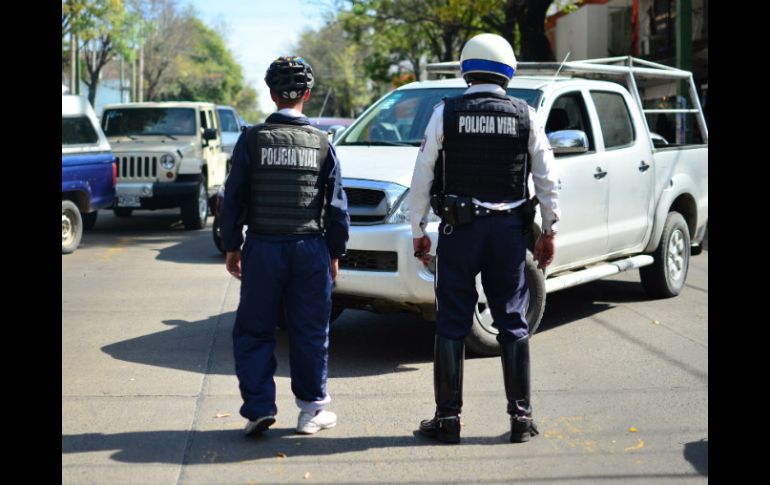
[334,222,439,305]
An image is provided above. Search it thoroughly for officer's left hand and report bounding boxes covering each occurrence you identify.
[533,234,555,269]
[413,235,432,266]
[226,250,242,279]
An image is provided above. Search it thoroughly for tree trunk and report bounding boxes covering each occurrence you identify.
[519,0,555,62]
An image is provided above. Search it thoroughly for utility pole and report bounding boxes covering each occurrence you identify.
[120,55,125,103]
[132,56,137,102]
[70,34,77,94]
[138,42,144,102]
[676,0,692,143]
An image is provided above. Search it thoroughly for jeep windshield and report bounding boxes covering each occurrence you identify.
[102,108,197,137]
[337,87,541,147]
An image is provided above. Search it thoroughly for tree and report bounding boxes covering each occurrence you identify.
[293,21,375,118]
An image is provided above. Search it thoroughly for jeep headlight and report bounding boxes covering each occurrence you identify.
[160,154,175,169]
[386,190,440,224]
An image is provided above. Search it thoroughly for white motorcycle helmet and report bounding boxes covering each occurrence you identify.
[460,33,518,87]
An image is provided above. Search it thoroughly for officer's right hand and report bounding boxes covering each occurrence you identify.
[331,257,339,282]
[413,235,432,266]
[226,250,242,279]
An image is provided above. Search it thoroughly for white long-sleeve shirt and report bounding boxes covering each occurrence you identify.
[409,83,561,238]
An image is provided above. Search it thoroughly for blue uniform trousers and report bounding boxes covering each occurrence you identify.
[435,213,529,343]
[232,234,332,420]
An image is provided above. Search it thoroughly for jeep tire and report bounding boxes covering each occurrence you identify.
[182,177,208,230]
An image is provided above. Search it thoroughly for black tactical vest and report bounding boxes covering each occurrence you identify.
[431,92,531,202]
[245,123,329,234]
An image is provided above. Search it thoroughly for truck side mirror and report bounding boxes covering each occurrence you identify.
[328,125,346,143]
[548,130,589,155]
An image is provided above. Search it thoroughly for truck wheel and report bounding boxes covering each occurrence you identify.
[182,179,208,230]
[82,211,98,231]
[640,211,690,298]
[113,208,133,218]
[62,200,82,254]
[466,251,546,356]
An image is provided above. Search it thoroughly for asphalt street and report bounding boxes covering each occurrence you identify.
[62,210,708,484]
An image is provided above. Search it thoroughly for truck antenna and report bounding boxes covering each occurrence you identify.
[553,52,571,81]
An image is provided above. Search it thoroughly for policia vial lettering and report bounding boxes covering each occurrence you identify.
[260,146,319,169]
[457,114,517,135]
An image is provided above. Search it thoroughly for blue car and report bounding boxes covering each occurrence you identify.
[62,95,116,253]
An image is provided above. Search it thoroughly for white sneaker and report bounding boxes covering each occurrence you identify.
[244,415,276,436]
[296,409,337,434]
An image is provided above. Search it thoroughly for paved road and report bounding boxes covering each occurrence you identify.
[62,210,708,484]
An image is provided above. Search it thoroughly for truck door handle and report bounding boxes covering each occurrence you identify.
[638,161,650,172]
[594,167,607,179]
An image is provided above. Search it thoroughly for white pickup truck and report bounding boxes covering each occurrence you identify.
[331,57,708,355]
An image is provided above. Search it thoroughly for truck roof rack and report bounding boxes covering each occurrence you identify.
[426,56,707,144]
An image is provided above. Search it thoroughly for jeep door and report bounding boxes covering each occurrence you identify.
[199,107,226,190]
[544,89,609,268]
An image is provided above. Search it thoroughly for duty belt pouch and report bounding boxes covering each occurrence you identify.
[443,195,474,226]
[430,194,444,217]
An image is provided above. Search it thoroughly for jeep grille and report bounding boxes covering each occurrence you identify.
[115,155,158,180]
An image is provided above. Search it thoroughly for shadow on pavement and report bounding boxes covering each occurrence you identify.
[61,428,512,464]
[101,310,435,379]
[683,438,708,476]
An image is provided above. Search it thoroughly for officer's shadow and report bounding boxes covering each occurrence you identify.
[61,428,512,464]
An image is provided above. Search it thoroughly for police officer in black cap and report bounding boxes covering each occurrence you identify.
[409,34,560,444]
[221,56,350,436]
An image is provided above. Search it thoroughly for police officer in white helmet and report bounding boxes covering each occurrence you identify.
[409,33,560,444]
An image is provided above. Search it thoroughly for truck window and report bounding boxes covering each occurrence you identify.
[102,108,196,136]
[62,116,99,146]
[590,91,635,149]
[546,92,595,152]
[200,110,209,130]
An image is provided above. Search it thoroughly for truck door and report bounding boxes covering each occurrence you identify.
[588,90,653,253]
[200,108,223,187]
[544,90,609,266]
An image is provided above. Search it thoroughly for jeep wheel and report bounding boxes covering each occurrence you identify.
[212,215,225,254]
[113,208,133,218]
[182,178,208,230]
[465,251,546,356]
[82,210,98,231]
[640,211,690,298]
[62,200,82,254]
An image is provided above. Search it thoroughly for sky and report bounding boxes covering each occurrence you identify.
[183,0,328,113]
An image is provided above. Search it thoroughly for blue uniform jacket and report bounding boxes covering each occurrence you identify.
[220,113,350,257]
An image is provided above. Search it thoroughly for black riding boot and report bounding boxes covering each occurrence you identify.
[418,335,464,444]
[501,336,539,443]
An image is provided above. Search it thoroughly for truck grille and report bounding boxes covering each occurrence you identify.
[340,250,397,272]
[115,155,158,180]
[345,188,385,207]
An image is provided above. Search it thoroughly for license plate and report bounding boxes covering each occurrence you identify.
[118,195,141,207]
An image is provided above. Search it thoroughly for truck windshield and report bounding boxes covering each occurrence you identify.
[102,108,197,137]
[338,87,540,146]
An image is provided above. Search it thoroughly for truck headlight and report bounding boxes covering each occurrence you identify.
[386,191,440,224]
[160,154,175,169]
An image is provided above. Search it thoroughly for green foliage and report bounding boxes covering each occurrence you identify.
[232,86,267,124]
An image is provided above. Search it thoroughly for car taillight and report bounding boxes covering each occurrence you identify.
[112,161,117,186]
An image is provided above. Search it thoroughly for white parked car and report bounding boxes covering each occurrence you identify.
[331,57,708,355]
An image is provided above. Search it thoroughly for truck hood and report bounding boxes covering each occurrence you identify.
[334,145,419,187]
[108,139,198,157]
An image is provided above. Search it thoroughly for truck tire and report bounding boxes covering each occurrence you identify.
[640,211,690,298]
[62,200,82,254]
[113,208,133,218]
[82,211,98,231]
[466,251,546,356]
[182,178,208,230]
